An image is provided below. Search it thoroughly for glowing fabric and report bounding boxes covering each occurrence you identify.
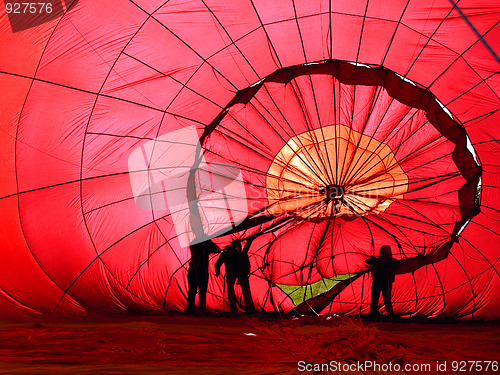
[0,0,498,319]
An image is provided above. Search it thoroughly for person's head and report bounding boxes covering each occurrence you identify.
[380,245,392,259]
[232,239,242,251]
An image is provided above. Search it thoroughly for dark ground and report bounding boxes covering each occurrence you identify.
[0,314,498,374]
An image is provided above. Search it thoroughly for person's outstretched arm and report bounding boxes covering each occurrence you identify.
[390,238,456,275]
[215,253,224,277]
[242,237,255,254]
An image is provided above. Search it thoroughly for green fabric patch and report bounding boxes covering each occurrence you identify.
[276,274,357,306]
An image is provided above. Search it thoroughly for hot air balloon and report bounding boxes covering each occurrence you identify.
[0,0,498,320]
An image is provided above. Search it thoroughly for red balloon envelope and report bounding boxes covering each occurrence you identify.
[0,0,499,319]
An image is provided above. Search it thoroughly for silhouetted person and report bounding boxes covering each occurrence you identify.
[215,238,255,314]
[366,239,456,318]
[366,245,395,317]
[187,239,220,313]
[238,237,256,313]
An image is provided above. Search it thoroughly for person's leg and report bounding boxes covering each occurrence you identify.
[382,280,394,316]
[198,269,209,312]
[370,279,382,316]
[197,250,211,312]
[187,267,197,312]
[240,277,255,313]
[198,282,207,312]
[227,273,237,314]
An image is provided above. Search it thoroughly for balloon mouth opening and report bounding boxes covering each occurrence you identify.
[200,59,481,234]
[265,124,408,221]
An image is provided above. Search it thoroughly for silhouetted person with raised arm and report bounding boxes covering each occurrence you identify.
[215,237,255,314]
[187,238,220,313]
[238,237,256,313]
[366,245,395,317]
[366,238,456,318]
